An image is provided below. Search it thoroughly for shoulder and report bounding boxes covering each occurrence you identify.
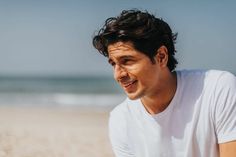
[177,69,235,85]
[205,69,235,80]
[109,98,140,128]
[177,69,206,76]
[176,69,207,84]
[201,70,236,118]
[109,98,130,127]
[176,69,210,90]
[110,98,130,118]
[204,70,236,89]
[175,70,235,98]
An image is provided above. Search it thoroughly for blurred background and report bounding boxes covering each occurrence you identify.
[0,0,235,107]
[0,0,235,156]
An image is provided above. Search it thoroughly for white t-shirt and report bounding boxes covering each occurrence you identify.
[109,70,236,157]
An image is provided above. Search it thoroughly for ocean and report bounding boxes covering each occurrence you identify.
[0,76,126,108]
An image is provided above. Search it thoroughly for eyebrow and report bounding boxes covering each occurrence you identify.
[108,55,134,64]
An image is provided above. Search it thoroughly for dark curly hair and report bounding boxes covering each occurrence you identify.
[92,9,178,71]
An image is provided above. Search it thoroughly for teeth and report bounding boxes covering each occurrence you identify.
[123,81,135,87]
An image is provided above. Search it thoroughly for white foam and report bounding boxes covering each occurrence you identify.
[52,93,126,107]
[0,93,126,107]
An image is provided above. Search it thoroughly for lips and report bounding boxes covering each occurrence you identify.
[121,80,137,89]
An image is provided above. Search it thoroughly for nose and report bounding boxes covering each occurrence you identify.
[114,64,128,81]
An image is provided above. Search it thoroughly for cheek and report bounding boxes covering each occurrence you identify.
[140,67,159,83]
[124,65,138,71]
[125,61,158,80]
[125,62,148,73]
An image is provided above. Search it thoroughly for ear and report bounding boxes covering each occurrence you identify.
[155,46,168,67]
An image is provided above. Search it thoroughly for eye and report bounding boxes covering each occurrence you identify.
[109,61,116,67]
[108,58,116,67]
[122,58,133,65]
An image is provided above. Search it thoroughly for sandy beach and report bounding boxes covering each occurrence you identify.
[0,106,114,157]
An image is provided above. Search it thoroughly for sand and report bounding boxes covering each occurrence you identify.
[0,106,114,157]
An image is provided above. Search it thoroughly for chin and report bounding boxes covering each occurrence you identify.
[127,96,138,100]
[126,92,142,100]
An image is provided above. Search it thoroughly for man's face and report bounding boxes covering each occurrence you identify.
[107,41,164,100]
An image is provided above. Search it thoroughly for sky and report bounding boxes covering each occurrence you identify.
[0,0,236,77]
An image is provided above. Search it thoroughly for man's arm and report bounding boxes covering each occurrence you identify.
[214,72,236,157]
[219,141,236,157]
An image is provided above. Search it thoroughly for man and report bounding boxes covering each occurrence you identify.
[92,9,236,157]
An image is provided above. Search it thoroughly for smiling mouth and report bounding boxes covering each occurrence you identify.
[122,80,137,88]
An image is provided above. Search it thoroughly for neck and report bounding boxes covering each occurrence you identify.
[141,71,177,115]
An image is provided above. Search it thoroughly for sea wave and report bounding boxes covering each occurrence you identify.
[0,93,126,107]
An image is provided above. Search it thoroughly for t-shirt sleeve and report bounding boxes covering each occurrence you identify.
[214,72,236,143]
[109,107,135,157]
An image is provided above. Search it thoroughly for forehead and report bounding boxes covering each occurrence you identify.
[108,41,135,53]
